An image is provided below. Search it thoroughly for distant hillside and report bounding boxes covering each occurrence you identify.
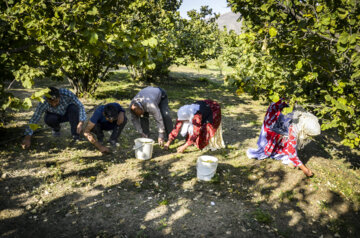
[216,12,242,34]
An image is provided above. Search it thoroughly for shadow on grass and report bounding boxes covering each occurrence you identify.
[1,155,359,238]
[1,70,359,238]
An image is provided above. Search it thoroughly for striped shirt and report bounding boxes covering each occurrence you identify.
[25,88,86,135]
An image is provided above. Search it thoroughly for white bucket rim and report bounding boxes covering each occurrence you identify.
[198,155,218,163]
[134,138,155,144]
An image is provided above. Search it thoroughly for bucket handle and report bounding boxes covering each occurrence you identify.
[133,142,155,150]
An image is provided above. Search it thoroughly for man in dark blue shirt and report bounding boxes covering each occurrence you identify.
[84,103,127,153]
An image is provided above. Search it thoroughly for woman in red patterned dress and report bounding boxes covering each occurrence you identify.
[164,100,224,153]
[247,99,320,177]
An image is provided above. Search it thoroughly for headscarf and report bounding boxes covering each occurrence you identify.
[177,104,200,137]
[292,107,321,149]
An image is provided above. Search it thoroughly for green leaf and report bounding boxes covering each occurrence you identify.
[22,77,33,89]
[296,60,303,70]
[148,38,158,48]
[23,98,32,109]
[351,69,360,79]
[339,31,349,44]
[269,27,277,37]
[142,37,158,48]
[260,4,269,12]
[349,34,357,45]
[316,5,323,12]
[36,45,45,53]
[321,16,330,25]
[146,63,156,70]
[89,32,98,44]
[337,8,348,19]
[337,43,347,52]
[87,6,98,16]
[270,93,279,103]
[338,97,347,105]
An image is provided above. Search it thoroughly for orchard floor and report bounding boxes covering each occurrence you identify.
[1,67,360,238]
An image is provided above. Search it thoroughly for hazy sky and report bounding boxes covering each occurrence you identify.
[179,0,231,19]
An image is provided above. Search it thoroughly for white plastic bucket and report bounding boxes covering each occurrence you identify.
[133,138,155,160]
[196,155,218,181]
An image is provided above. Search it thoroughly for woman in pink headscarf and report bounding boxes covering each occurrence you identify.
[164,100,225,153]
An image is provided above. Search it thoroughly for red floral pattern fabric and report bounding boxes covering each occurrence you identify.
[169,100,221,150]
[263,99,302,167]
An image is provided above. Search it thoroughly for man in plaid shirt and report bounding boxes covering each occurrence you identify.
[21,87,86,149]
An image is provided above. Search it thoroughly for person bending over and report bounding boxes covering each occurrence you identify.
[164,100,225,153]
[84,103,127,154]
[129,86,173,147]
[247,99,321,177]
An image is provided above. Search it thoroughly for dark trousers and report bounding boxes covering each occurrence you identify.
[91,116,127,142]
[44,104,79,136]
[140,88,173,139]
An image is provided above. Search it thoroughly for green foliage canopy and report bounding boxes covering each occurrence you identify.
[176,6,222,64]
[0,0,182,120]
[227,0,360,148]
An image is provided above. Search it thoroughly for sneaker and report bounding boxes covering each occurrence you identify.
[52,130,61,137]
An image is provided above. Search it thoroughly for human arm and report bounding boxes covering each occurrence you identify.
[130,108,143,135]
[164,120,183,150]
[285,125,312,176]
[288,137,313,177]
[298,164,313,177]
[83,121,110,154]
[146,101,166,139]
[174,115,202,153]
[117,111,125,125]
[22,102,47,149]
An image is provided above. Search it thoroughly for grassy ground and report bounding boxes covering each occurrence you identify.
[0,67,360,238]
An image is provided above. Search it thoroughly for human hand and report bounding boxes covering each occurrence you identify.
[21,136,31,149]
[99,145,110,154]
[299,165,313,177]
[177,144,187,153]
[141,133,148,138]
[304,168,313,177]
[77,121,84,134]
[164,141,171,150]
[158,137,164,147]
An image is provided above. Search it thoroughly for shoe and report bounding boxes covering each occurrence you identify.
[72,135,80,142]
[52,130,61,137]
[109,140,117,147]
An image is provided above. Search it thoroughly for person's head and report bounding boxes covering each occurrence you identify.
[293,109,321,149]
[177,104,200,122]
[131,102,144,117]
[45,87,60,107]
[103,104,119,123]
